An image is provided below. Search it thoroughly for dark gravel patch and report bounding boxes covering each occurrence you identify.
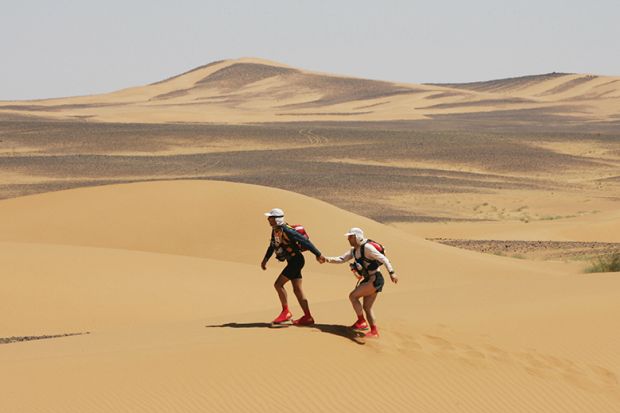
[1,118,617,222]
[0,332,89,345]
[429,239,620,260]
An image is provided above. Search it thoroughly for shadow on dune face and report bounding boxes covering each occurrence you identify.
[206,322,365,345]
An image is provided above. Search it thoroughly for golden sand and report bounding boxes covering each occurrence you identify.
[1,180,618,412]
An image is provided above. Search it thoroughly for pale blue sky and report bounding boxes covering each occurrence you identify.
[1,0,618,100]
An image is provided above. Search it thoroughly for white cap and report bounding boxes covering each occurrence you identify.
[264,208,284,217]
[344,227,365,242]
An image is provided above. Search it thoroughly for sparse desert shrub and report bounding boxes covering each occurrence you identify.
[585,252,620,273]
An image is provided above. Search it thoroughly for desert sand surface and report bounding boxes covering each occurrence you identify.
[1,180,619,413]
[1,118,618,224]
[1,58,620,123]
[395,208,620,243]
[1,59,619,412]
[1,59,618,229]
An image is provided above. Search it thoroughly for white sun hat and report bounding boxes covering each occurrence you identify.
[264,208,284,217]
[344,227,365,242]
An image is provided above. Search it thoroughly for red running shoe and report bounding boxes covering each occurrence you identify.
[293,315,315,326]
[351,320,369,331]
[272,310,293,324]
[365,327,380,338]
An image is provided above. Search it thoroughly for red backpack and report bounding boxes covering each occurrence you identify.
[359,239,387,266]
[366,240,385,255]
[286,224,310,251]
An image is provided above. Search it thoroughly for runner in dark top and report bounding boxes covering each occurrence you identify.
[261,208,325,326]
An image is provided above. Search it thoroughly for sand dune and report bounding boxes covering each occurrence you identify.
[395,208,620,243]
[1,180,618,412]
[0,180,586,279]
[1,57,619,123]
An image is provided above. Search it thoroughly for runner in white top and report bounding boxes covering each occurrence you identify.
[324,227,398,338]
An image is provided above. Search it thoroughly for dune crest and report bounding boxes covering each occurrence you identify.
[2,58,619,123]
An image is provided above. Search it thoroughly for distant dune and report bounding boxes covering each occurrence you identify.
[430,72,573,92]
[1,180,619,412]
[1,57,619,123]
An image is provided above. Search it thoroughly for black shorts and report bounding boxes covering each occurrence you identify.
[281,253,305,280]
[361,271,384,293]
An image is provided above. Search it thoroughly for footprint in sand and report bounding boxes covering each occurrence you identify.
[379,331,423,356]
[418,335,493,369]
[511,350,620,393]
[483,344,512,362]
[423,335,455,351]
[590,365,619,387]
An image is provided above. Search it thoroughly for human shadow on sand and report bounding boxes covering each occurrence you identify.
[205,322,365,345]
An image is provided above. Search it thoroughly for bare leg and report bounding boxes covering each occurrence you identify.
[274,274,290,309]
[362,293,378,327]
[349,282,377,318]
[291,278,311,316]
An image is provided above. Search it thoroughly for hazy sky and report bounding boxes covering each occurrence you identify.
[1,0,618,100]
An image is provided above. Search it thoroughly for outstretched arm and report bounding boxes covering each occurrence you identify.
[325,249,353,264]
[284,226,322,257]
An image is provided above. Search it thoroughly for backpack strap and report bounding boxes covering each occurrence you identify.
[359,241,371,262]
[359,240,382,271]
[280,226,291,245]
[280,225,302,251]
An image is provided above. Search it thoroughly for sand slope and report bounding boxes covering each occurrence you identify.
[1,180,619,412]
[1,58,619,123]
[395,208,620,243]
